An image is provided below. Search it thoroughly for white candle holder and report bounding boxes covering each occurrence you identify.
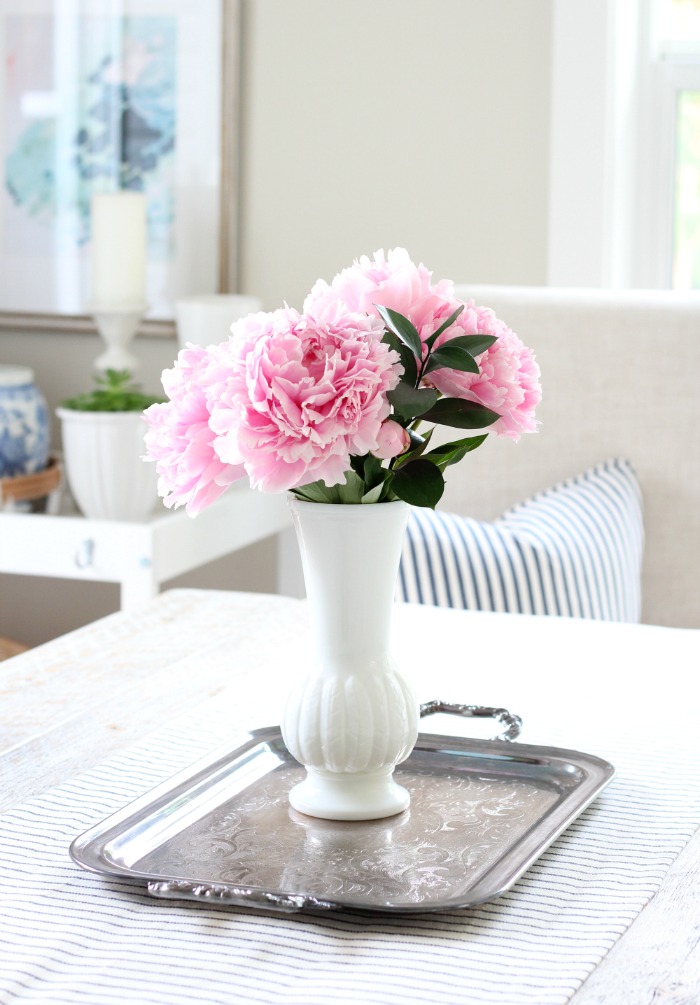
[89,303,148,373]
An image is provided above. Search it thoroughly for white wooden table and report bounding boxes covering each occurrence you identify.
[0,485,290,610]
[1,591,698,1004]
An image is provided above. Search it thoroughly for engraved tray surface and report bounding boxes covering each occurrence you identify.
[70,726,615,914]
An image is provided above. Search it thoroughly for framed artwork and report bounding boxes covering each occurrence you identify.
[0,0,240,334]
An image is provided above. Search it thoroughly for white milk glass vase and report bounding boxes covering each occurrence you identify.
[281,498,419,821]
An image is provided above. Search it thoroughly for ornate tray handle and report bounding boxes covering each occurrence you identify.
[419,700,522,742]
[148,880,335,913]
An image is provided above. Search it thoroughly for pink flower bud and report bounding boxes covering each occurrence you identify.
[373,419,410,460]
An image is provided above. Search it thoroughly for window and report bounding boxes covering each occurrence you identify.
[656,0,700,288]
[547,0,700,290]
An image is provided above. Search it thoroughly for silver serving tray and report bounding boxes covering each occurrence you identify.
[70,703,614,914]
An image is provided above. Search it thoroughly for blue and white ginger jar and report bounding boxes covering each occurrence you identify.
[0,366,50,478]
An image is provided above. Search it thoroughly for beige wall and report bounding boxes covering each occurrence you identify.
[0,0,553,646]
[239,0,553,309]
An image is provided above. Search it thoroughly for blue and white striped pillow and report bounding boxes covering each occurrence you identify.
[397,459,644,622]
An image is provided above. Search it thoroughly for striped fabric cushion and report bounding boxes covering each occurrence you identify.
[397,458,644,622]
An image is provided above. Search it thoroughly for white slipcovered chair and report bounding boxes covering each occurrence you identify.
[438,285,700,629]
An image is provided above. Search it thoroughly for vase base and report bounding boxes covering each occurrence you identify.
[288,766,410,821]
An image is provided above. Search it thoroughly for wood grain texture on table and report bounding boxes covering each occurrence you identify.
[1,589,699,1005]
[0,590,307,809]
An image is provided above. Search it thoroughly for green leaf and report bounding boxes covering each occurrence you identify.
[392,459,445,508]
[375,304,423,359]
[379,479,399,502]
[424,304,465,350]
[61,368,164,411]
[291,480,338,503]
[393,426,434,468]
[361,481,386,504]
[421,397,500,429]
[294,469,374,504]
[382,330,418,385]
[424,435,488,469]
[349,454,365,476]
[407,426,429,452]
[336,469,366,503]
[438,333,498,357]
[359,452,386,488]
[423,345,480,375]
[387,383,439,420]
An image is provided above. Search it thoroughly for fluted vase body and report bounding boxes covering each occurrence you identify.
[281,498,419,821]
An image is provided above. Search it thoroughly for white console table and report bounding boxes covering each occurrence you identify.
[0,485,291,611]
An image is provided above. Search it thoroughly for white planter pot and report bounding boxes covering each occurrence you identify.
[281,498,419,821]
[56,408,159,521]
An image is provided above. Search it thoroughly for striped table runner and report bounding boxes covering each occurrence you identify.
[1,673,698,1005]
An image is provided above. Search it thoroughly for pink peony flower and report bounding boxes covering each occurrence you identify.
[426,302,542,440]
[304,247,541,441]
[304,247,455,337]
[143,344,245,514]
[144,251,541,517]
[209,306,403,493]
[373,419,411,460]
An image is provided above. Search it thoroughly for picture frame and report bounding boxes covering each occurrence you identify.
[0,0,240,337]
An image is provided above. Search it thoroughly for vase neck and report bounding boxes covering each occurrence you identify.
[290,499,409,675]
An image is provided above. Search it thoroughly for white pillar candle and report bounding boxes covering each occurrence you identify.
[90,192,147,308]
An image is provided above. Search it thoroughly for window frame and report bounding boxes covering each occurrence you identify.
[547,0,700,289]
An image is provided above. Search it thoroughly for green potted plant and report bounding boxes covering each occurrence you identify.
[57,369,164,521]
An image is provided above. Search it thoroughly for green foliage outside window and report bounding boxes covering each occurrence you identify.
[673,90,700,289]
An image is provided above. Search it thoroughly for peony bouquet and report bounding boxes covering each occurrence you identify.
[144,249,541,512]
